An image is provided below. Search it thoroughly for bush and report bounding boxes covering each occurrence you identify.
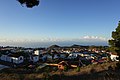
[53,67,58,72]
[115,62,120,70]
[35,66,41,72]
[19,74,25,80]
[76,67,80,72]
[42,72,52,80]
[64,66,68,71]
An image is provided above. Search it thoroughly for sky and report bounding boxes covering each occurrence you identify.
[0,0,120,47]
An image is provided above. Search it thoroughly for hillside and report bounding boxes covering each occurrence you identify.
[0,61,120,80]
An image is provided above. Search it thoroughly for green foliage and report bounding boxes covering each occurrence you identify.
[45,67,50,72]
[17,0,40,8]
[53,67,58,72]
[76,66,80,72]
[116,62,120,70]
[19,74,25,80]
[64,65,68,71]
[35,66,41,72]
[42,72,51,80]
[109,21,120,54]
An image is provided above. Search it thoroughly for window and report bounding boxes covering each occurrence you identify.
[19,57,23,60]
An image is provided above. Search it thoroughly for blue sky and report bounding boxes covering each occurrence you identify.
[0,0,120,47]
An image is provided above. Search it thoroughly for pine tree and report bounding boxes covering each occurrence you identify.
[109,21,120,55]
[17,0,40,8]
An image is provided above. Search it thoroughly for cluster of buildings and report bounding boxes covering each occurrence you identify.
[0,45,119,67]
[0,49,40,65]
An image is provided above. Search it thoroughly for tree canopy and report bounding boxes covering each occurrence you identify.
[109,21,120,54]
[17,0,40,8]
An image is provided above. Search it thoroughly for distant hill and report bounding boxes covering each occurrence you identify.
[70,44,82,48]
[48,45,60,49]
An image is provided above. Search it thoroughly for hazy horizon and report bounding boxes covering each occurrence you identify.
[0,36,108,48]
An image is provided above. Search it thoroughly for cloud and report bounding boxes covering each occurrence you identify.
[83,36,107,41]
[0,36,108,43]
[0,36,109,47]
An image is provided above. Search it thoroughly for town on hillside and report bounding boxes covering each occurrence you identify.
[0,45,119,70]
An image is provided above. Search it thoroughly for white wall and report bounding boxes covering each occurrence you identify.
[34,50,40,55]
[54,54,59,59]
[18,56,24,63]
[47,55,52,59]
[60,54,66,58]
[33,56,39,62]
[0,55,7,61]
[6,56,12,62]
[110,55,119,61]
[0,54,24,64]
[11,56,24,64]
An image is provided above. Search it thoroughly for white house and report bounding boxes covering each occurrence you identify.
[12,56,24,64]
[60,53,67,59]
[0,54,24,64]
[0,54,8,61]
[30,54,39,63]
[41,54,52,61]
[34,50,40,55]
[30,50,40,63]
[8,53,24,64]
[46,54,52,60]
[6,56,12,62]
[0,51,10,61]
[54,54,60,59]
[67,53,78,59]
[110,54,119,61]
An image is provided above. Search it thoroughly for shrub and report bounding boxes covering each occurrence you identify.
[64,65,68,71]
[115,62,120,70]
[35,66,41,72]
[53,67,58,72]
[19,74,25,80]
[76,66,80,72]
[42,72,52,80]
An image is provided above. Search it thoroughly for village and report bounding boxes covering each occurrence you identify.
[0,45,119,71]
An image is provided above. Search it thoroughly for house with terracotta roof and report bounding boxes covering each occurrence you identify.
[58,61,71,70]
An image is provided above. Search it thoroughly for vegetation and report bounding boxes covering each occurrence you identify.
[109,21,120,55]
[0,61,119,80]
[63,65,68,71]
[76,66,80,72]
[17,0,40,8]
